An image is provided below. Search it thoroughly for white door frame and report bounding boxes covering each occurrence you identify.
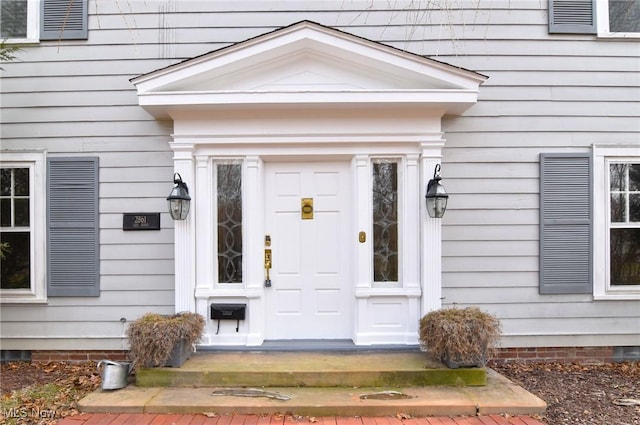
[176,141,446,346]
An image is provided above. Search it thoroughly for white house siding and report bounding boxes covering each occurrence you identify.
[0,0,638,350]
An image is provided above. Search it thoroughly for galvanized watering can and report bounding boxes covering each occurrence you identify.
[97,360,133,390]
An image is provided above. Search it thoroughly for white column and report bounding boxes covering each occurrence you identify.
[420,142,445,316]
[171,143,196,313]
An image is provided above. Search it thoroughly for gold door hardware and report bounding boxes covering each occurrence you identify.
[265,234,271,247]
[359,231,366,243]
[264,248,272,287]
[301,198,314,220]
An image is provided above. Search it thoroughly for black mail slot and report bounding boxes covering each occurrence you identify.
[211,303,246,321]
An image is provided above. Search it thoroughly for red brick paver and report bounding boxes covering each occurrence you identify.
[57,415,547,425]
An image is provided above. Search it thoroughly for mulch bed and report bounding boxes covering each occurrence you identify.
[492,361,640,425]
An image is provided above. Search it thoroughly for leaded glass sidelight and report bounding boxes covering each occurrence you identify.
[217,163,243,283]
[372,159,398,282]
[609,163,640,286]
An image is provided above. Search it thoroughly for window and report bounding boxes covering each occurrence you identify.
[608,162,640,286]
[372,159,399,283]
[1,168,31,289]
[216,162,243,284]
[0,152,46,303]
[1,0,39,41]
[594,146,640,299]
[597,0,640,36]
[0,0,88,42]
[548,0,640,36]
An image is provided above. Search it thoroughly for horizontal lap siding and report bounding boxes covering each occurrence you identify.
[437,4,639,347]
[0,0,178,348]
[1,0,638,349]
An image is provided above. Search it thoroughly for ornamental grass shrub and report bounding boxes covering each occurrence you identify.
[419,306,501,367]
[127,312,205,369]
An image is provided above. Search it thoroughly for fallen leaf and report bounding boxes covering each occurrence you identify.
[613,398,640,406]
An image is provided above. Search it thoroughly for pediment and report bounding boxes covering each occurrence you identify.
[132,21,486,117]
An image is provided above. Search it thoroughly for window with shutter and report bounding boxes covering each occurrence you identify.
[0,152,47,303]
[597,0,640,36]
[1,0,38,41]
[540,153,593,294]
[47,157,99,297]
[40,0,88,40]
[593,146,640,300]
[549,0,597,34]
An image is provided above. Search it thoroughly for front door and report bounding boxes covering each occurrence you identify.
[264,161,352,340]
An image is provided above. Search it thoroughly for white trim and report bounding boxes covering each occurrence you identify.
[596,0,640,39]
[593,145,640,300]
[0,151,47,304]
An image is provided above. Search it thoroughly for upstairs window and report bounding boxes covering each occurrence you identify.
[0,0,88,42]
[1,0,38,41]
[549,0,640,37]
[599,0,640,35]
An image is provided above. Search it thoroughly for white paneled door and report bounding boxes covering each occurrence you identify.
[264,162,352,340]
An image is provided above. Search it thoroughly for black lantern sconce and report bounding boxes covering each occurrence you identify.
[425,164,448,218]
[167,173,191,220]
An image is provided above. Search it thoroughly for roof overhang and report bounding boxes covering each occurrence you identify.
[132,21,487,119]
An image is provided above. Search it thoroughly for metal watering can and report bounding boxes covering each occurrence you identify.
[97,360,133,390]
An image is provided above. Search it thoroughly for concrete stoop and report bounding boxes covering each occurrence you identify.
[79,351,546,417]
[136,352,486,387]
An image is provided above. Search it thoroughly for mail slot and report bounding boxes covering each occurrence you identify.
[211,303,246,321]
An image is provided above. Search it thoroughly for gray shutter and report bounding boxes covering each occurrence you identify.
[40,0,88,40]
[540,153,592,294]
[549,0,597,34]
[47,157,99,297]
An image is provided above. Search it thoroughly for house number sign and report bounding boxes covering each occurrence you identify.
[123,213,161,231]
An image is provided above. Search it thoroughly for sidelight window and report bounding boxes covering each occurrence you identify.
[372,159,399,283]
[216,162,243,284]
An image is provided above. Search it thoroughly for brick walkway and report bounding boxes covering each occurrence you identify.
[57,414,548,425]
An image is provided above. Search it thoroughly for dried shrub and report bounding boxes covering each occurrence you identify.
[419,306,501,367]
[127,312,205,369]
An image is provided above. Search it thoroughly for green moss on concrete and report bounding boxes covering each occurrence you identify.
[136,366,486,388]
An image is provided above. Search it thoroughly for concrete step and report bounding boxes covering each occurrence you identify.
[135,351,486,388]
[79,369,547,417]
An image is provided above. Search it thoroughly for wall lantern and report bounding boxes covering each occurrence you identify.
[425,164,448,218]
[167,173,191,220]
